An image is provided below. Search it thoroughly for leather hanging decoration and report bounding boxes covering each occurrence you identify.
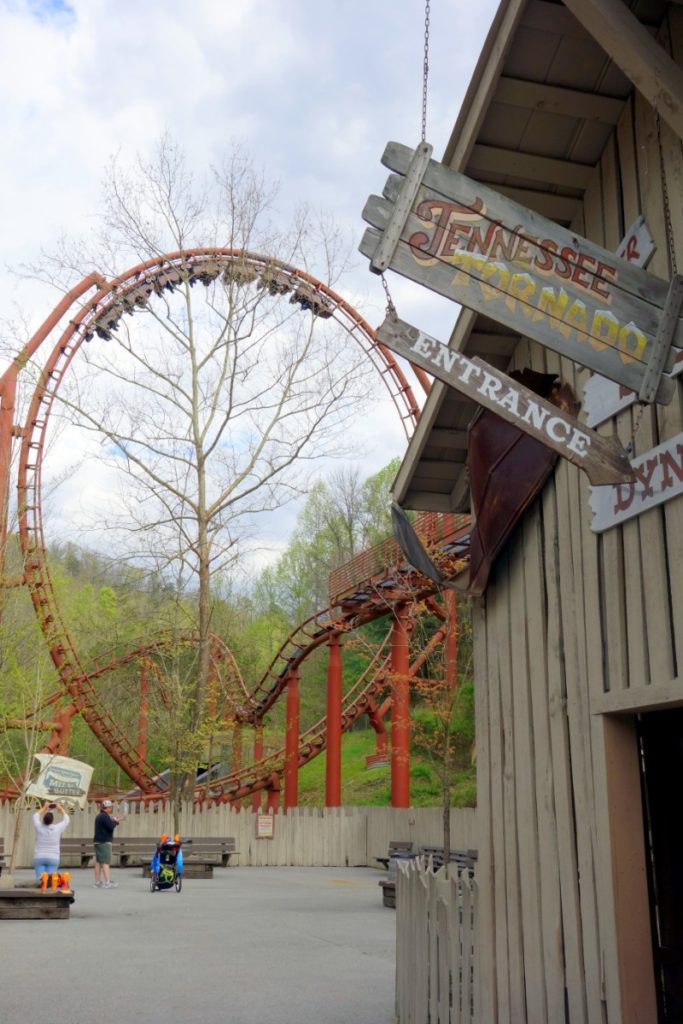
[467,369,579,596]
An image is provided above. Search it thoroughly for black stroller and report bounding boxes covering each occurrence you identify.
[150,835,183,892]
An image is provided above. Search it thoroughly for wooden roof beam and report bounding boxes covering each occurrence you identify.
[468,143,594,189]
[562,0,683,142]
[495,76,625,124]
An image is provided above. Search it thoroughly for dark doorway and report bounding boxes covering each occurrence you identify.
[639,708,683,1022]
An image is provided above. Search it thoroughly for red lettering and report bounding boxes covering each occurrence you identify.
[659,444,683,489]
[613,483,635,513]
[591,261,618,301]
[555,246,575,280]
[490,226,517,261]
[571,253,597,290]
[534,239,557,273]
[634,457,659,499]
[467,220,499,256]
[441,222,472,259]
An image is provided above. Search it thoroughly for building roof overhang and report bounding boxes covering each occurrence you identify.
[393,0,677,512]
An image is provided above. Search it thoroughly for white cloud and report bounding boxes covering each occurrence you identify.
[0,0,499,568]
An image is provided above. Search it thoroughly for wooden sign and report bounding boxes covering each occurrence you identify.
[376,315,634,486]
[584,351,683,427]
[583,216,658,427]
[589,431,683,532]
[360,142,680,404]
[256,813,274,839]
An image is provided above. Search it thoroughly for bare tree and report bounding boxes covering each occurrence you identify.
[22,136,374,796]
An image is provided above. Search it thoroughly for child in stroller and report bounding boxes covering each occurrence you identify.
[150,834,183,892]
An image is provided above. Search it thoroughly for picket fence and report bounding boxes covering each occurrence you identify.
[0,801,477,870]
[396,858,477,1024]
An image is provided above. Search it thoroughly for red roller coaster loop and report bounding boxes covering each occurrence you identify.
[3,249,437,795]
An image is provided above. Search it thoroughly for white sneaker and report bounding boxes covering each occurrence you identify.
[93,882,103,888]
[103,881,118,888]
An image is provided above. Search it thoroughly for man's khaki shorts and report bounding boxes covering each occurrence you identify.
[94,842,112,864]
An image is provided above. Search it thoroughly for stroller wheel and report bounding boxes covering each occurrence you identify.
[175,873,182,893]
[150,871,158,892]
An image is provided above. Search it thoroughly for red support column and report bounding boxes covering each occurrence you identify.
[284,669,300,810]
[0,368,17,592]
[445,590,459,692]
[252,726,264,812]
[265,773,280,813]
[326,633,343,808]
[391,603,411,808]
[137,660,150,762]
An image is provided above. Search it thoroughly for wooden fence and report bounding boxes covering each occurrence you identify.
[0,801,477,870]
[396,858,476,1024]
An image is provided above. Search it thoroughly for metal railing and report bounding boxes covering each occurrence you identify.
[328,512,470,605]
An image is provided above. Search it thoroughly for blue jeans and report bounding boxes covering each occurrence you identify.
[34,858,59,880]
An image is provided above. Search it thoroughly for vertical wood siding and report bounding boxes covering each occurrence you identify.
[474,13,683,1021]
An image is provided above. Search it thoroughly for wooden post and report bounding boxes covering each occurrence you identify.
[603,715,658,1022]
[325,633,343,807]
[284,669,300,810]
[391,603,411,808]
[251,726,264,812]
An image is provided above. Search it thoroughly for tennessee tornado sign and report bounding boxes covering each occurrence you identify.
[360,142,680,404]
[376,316,634,486]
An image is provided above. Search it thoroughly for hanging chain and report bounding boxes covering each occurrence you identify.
[655,107,677,275]
[421,0,431,142]
[380,273,397,318]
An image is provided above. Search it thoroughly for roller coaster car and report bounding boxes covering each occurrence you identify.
[150,836,183,893]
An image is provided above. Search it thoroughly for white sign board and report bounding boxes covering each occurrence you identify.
[589,431,683,532]
[25,753,94,809]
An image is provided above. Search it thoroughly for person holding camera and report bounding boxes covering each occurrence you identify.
[32,800,70,882]
[93,799,121,889]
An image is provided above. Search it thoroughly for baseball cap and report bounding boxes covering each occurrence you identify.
[102,799,113,808]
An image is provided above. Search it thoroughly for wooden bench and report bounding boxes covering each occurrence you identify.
[379,846,478,908]
[60,836,239,872]
[375,839,414,870]
[61,838,96,868]
[418,846,478,875]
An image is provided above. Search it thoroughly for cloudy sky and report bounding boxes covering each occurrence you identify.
[0,0,500,569]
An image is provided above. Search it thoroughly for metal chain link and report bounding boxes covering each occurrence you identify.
[655,107,678,275]
[421,0,431,142]
[380,273,397,317]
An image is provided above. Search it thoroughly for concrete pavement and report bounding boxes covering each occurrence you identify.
[2,865,396,1024]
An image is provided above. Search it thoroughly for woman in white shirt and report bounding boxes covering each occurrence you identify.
[32,801,70,880]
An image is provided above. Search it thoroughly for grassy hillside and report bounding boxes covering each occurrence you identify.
[296,728,476,808]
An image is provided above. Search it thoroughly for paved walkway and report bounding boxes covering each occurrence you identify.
[3,866,395,1024]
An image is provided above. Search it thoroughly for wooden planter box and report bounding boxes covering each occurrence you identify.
[0,888,74,920]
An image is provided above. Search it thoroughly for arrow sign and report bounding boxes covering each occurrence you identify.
[376,315,634,486]
[361,142,680,404]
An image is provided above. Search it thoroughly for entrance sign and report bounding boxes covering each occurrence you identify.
[376,315,634,486]
[360,141,680,404]
[589,431,683,532]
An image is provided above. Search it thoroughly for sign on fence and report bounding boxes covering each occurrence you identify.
[360,142,681,405]
[256,813,274,839]
[376,315,634,486]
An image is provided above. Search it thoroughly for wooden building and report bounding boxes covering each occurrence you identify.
[388,1,683,1020]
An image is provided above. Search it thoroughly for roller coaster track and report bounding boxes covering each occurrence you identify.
[12,250,426,794]
[205,611,453,804]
